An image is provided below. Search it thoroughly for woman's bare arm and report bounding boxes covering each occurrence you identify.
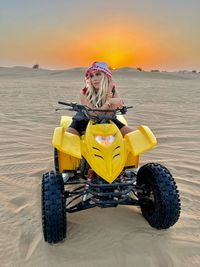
[80,89,112,115]
[79,89,96,108]
[112,89,121,98]
[79,88,123,110]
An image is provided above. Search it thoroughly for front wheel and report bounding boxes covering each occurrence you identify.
[136,163,181,229]
[41,171,66,243]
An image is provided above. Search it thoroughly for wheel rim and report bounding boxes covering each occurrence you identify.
[141,183,156,214]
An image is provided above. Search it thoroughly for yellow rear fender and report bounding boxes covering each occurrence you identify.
[60,116,72,130]
[52,127,81,159]
[125,125,157,156]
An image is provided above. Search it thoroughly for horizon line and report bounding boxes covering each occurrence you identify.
[0,64,199,73]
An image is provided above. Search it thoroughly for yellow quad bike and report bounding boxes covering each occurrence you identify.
[41,102,181,244]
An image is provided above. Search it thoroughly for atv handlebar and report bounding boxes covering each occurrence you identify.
[56,101,133,123]
[57,101,133,113]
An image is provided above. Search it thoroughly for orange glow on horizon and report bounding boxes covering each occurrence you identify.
[1,3,199,71]
[9,19,175,70]
[53,23,157,69]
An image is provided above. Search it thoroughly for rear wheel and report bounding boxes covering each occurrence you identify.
[41,171,66,243]
[136,163,181,229]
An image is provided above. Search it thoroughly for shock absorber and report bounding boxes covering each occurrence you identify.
[82,169,95,202]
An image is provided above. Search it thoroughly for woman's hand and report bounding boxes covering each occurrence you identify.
[107,98,124,109]
[106,78,114,99]
[108,77,114,93]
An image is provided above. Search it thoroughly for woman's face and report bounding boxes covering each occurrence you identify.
[89,71,102,90]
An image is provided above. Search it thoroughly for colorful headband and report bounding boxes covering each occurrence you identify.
[85,62,112,78]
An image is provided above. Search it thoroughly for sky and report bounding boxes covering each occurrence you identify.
[0,0,200,70]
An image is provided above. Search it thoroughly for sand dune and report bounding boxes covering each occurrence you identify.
[0,68,199,267]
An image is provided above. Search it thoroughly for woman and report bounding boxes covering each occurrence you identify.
[67,62,132,136]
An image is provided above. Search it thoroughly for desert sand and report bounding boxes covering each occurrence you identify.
[0,67,199,267]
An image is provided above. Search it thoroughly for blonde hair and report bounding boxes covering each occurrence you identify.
[85,73,110,108]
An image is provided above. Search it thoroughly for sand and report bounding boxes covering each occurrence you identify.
[0,67,199,267]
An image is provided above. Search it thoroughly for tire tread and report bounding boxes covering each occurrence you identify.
[42,171,66,243]
[137,163,181,229]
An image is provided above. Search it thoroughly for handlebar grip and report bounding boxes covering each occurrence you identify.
[126,106,133,109]
[58,101,71,106]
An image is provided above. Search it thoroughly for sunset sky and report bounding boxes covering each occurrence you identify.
[1,0,199,70]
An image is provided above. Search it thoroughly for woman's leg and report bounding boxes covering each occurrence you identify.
[66,116,89,136]
[112,118,132,137]
[120,126,132,137]
[66,127,80,136]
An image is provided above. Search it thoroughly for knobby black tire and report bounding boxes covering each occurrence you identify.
[137,163,181,229]
[41,171,66,243]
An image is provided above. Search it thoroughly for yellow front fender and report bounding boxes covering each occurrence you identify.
[125,125,157,156]
[52,127,81,159]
